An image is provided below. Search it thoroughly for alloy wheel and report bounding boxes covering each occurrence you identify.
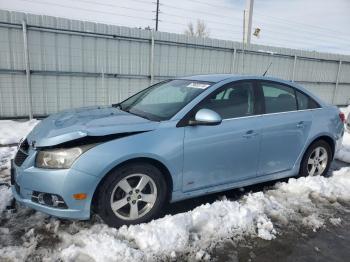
[110,174,157,220]
[307,146,328,176]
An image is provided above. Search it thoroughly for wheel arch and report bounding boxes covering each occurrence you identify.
[307,135,335,159]
[91,157,174,211]
[297,134,335,176]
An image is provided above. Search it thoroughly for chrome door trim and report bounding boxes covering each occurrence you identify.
[221,108,322,122]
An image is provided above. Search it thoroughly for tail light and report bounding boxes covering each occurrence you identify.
[339,112,346,123]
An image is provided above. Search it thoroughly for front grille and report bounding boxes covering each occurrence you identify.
[14,139,29,166]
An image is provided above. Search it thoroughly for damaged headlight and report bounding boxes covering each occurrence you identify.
[35,144,96,169]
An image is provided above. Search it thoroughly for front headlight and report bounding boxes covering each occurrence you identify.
[36,144,95,169]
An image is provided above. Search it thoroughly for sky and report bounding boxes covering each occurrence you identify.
[0,0,349,55]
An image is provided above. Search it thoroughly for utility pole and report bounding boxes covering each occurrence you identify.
[243,0,254,44]
[155,0,160,31]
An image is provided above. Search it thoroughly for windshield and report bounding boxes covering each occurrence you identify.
[118,79,213,121]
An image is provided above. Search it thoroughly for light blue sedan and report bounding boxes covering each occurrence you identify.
[11,74,344,226]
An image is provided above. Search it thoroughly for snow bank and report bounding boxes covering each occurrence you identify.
[336,106,350,163]
[4,166,350,261]
[336,132,350,163]
[0,147,16,171]
[0,186,12,213]
[55,167,350,261]
[339,106,350,117]
[0,119,39,145]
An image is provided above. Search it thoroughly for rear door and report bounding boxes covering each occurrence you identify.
[257,81,313,176]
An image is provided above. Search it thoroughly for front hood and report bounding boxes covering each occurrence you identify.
[27,106,159,147]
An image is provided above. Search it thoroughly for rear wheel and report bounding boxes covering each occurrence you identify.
[96,163,167,227]
[300,140,332,177]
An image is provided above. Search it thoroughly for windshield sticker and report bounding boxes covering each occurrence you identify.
[187,82,210,89]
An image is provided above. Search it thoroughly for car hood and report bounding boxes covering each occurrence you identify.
[27,106,159,147]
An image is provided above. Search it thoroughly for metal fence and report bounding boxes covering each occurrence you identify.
[0,9,350,119]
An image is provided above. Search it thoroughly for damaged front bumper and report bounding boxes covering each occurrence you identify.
[11,160,99,220]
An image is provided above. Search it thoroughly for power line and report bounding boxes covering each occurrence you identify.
[123,0,154,4]
[254,12,348,36]
[162,26,240,40]
[160,19,242,35]
[252,22,350,45]
[18,0,153,22]
[159,11,242,28]
[185,0,237,10]
[68,0,154,13]
[161,3,241,20]
[253,17,347,40]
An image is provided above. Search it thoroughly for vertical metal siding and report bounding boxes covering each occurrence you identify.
[0,9,350,118]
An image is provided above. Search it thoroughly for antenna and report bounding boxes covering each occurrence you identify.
[263,62,272,76]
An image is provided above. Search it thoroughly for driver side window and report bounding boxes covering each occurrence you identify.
[198,81,256,119]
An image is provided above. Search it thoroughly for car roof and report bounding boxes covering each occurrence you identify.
[177,74,326,107]
[178,74,289,83]
[179,74,238,83]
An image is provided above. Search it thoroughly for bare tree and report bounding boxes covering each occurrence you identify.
[184,20,210,38]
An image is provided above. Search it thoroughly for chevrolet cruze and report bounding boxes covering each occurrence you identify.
[11,74,344,227]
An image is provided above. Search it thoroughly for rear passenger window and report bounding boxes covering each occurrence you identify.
[261,82,297,113]
[296,91,320,110]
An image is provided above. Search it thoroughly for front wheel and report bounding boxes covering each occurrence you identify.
[300,140,332,177]
[96,163,167,227]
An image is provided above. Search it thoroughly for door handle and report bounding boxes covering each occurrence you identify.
[243,130,258,138]
[296,121,305,128]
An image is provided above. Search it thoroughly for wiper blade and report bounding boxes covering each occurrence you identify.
[124,109,153,121]
[113,104,154,121]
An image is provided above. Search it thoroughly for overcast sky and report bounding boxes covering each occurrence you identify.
[0,0,349,54]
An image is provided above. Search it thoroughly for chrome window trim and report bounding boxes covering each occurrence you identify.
[221,107,323,122]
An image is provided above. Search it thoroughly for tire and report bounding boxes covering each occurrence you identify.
[96,162,167,227]
[300,140,332,177]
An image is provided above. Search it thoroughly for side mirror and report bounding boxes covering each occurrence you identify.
[189,108,222,126]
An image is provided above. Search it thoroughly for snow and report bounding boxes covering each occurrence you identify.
[0,114,350,261]
[0,147,16,177]
[335,133,350,163]
[336,106,350,163]
[0,119,39,145]
[0,167,348,261]
[0,186,12,213]
[329,217,342,226]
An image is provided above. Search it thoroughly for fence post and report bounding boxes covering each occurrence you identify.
[22,20,33,119]
[241,48,245,74]
[231,48,236,73]
[101,67,108,104]
[332,60,342,105]
[291,55,297,82]
[150,30,155,84]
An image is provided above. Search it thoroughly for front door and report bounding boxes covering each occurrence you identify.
[182,81,262,192]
